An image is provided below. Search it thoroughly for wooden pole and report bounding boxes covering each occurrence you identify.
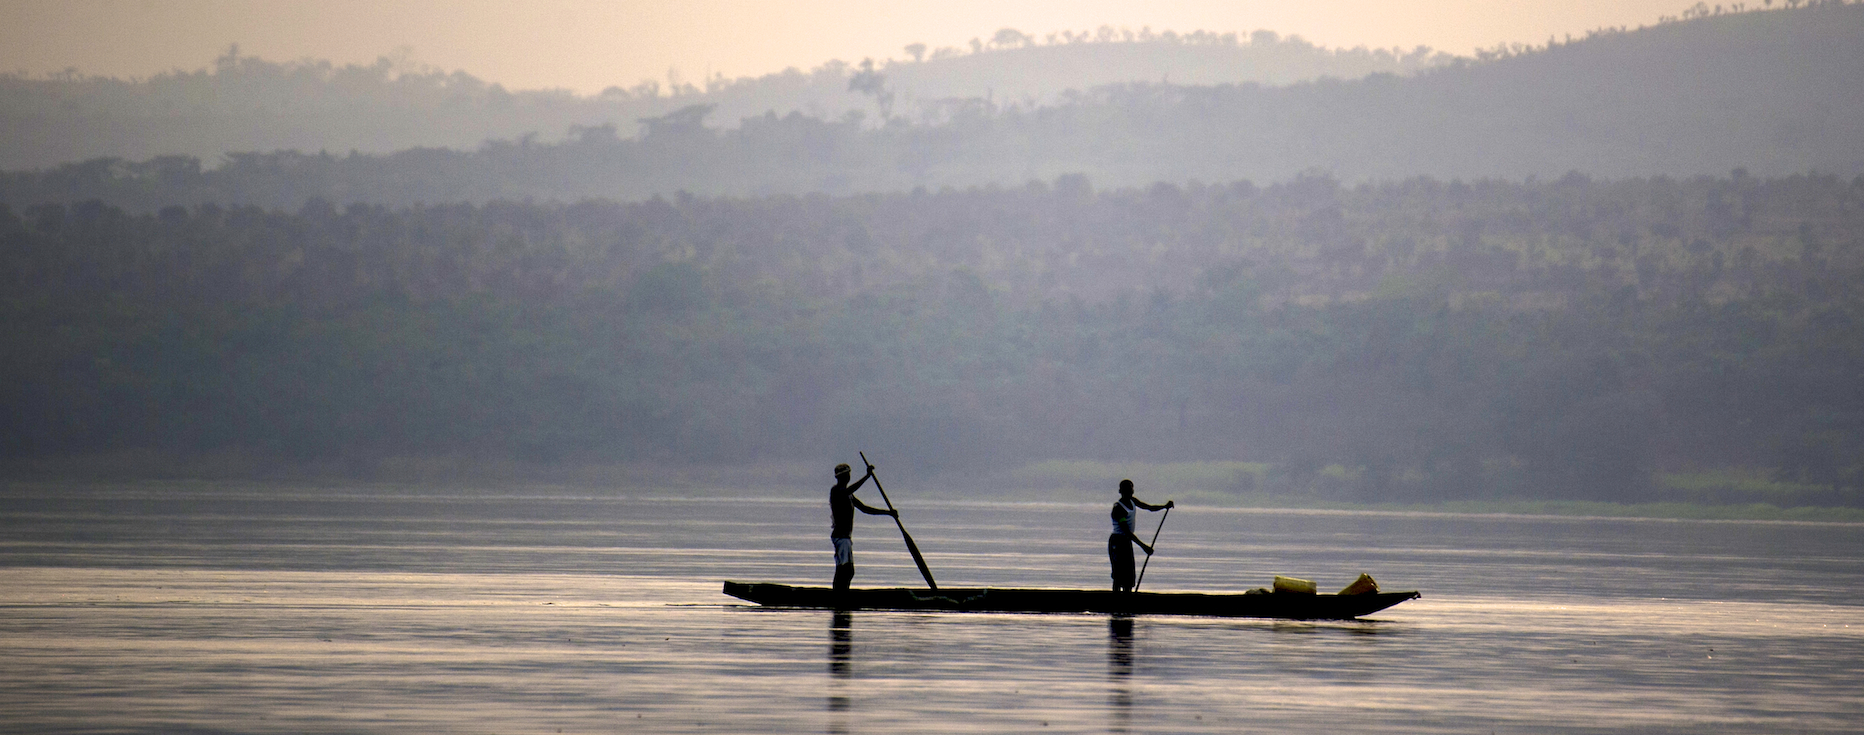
[1134,506,1171,592]
[859,451,937,590]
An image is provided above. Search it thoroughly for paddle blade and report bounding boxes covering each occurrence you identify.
[899,529,937,590]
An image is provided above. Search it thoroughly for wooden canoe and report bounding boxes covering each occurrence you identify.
[723,581,1420,620]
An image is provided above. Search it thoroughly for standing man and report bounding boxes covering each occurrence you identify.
[830,461,895,591]
[1109,479,1172,593]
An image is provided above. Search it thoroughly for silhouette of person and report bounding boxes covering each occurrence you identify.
[1108,479,1171,593]
[830,461,894,591]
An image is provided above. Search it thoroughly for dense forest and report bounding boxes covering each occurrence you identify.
[4,3,1862,207]
[5,173,1860,503]
[4,3,1861,507]
[0,27,1447,170]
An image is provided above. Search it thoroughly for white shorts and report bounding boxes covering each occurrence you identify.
[831,537,853,566]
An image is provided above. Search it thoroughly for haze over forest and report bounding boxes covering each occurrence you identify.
[1,25,1456,171]
[3,2,1861,506]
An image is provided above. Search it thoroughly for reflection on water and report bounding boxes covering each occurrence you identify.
[1107,615,1134,734]
[829,610,852,680]
[2,484,1861,733]
[828,609,851,733]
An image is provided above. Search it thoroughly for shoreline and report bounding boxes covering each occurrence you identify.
[6,472,1861,525]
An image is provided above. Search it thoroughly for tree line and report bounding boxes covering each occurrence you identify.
[4,172,1860,502]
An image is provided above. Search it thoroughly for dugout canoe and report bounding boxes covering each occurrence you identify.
[722,581,1420,620]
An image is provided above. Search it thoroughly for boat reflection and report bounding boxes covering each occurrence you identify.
[1107,614,1134,734]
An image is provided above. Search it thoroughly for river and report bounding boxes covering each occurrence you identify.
[2,482,1859,733]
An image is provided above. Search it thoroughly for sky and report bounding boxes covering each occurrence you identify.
[4,0,1695,95]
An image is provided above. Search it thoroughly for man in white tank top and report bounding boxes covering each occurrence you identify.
[1109,479,1172,593]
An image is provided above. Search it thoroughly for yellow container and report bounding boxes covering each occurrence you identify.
[1337,573,1380,595]
[1272,575,1317,594]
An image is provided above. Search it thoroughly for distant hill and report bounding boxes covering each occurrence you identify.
[2,4,1860,209]
[0,30,1446,170]
[1026,3,1864,183]
[854,28,1447,113]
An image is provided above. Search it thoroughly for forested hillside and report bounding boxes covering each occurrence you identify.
[3,4,1860,209]
[0,29,1444,170]
[5,173,1860,502]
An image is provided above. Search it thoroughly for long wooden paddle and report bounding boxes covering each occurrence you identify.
[859,451,938,590]
[1134,505,1171,592]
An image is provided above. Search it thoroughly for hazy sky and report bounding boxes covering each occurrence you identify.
[5,0,1692,94]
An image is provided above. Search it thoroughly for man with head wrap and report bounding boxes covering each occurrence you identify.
[829,460,894,590]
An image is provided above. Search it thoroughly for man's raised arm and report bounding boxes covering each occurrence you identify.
[851,463,894,516]
[1135,497,1175,512]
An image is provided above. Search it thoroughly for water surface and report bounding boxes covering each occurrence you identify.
[2,483,1859,733]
